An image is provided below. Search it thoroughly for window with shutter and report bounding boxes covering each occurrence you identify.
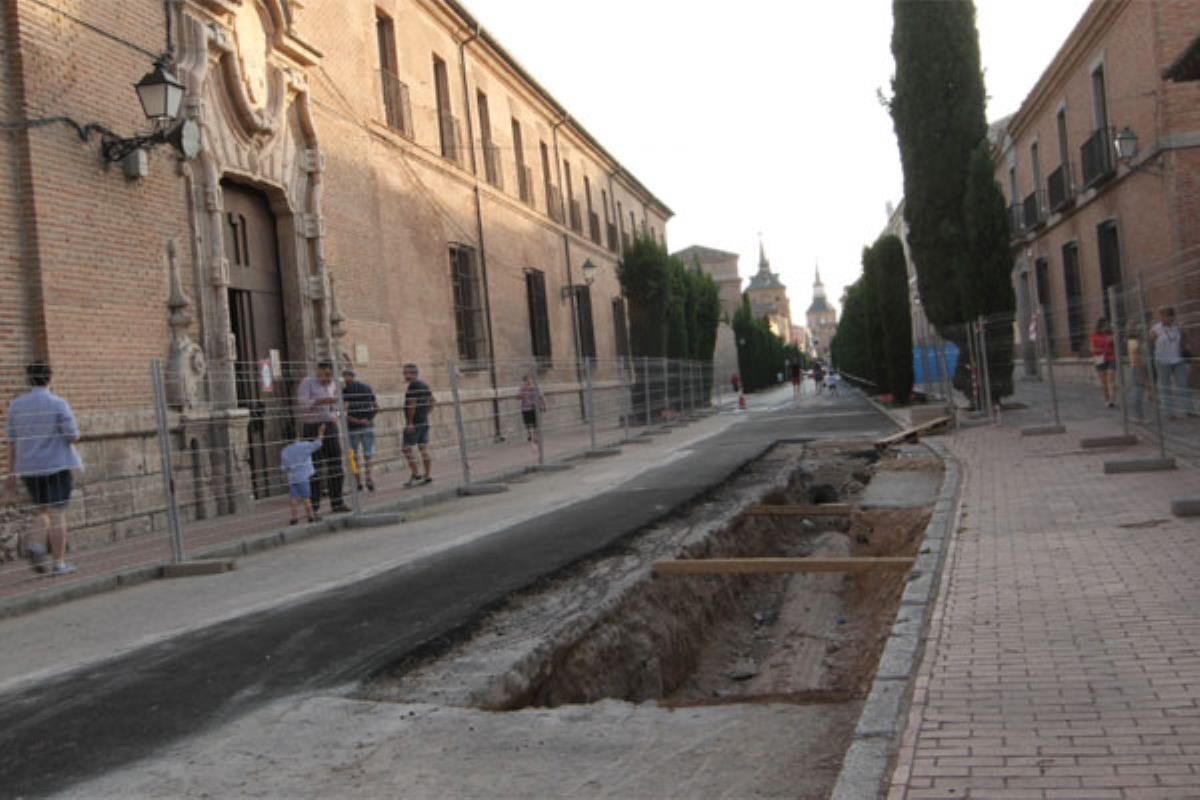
[450,244,487,363]
[524,269,552,362]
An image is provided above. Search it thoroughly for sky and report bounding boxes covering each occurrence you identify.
[464,0,1094,319]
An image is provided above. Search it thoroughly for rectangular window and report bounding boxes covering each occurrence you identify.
[512,119,533,204]
[450,244,487,362]
[1096,220,1122,325]
[525,269,552,361]
[612,296,630,358]
[376,13,411,137]
[1062,242,1085,353]
[477,91,501,188]
[1035,257,1055,357]
[433,55,458,162]
[575,285,597,360]
[564,161,581,233]
[584,176,600,243]
[1091,65,1109,131]
[602,189,617,251]
[540,141,561,221]
[1056,108,1070,172]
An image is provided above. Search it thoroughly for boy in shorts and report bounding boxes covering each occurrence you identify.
[281,424,325,525]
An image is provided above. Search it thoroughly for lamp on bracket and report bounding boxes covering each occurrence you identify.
[100,56,201,165]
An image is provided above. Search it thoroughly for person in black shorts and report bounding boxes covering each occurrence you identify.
[4,361,83,575]
[401,363,435,487]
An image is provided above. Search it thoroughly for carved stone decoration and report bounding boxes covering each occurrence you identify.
[328,273,347,342]
[164,239,208,409]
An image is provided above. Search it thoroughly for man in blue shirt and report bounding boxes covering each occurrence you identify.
[4,361,82,575]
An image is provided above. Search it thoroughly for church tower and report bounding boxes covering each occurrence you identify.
[806,263,838,363]
[745,238,793,344]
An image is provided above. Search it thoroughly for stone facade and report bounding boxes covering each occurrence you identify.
[1,0,670,546]
[996,0,1200,377]
[672,244,741,390]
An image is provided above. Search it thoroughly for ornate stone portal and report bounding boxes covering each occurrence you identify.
[168,0,329,515]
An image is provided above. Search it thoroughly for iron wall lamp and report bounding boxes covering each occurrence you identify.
[101,58,199,163]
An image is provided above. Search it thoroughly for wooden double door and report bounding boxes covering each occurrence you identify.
[222,180,290,498]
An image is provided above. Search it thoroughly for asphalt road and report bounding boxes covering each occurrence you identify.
[0,394,893,798]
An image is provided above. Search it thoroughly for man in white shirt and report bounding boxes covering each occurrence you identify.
[1149,306,1195,419]
[4,361,82,575]
[295,361,349,513]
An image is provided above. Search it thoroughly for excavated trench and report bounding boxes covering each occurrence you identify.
[362,441,938,717]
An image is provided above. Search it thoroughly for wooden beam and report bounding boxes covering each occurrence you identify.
[652,557,914,575]
[875,416,952,449]
[744,504,852,517]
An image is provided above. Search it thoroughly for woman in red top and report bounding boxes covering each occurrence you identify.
[1090,317,1117,408]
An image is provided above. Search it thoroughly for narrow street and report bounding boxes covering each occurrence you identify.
[0,388,896,798]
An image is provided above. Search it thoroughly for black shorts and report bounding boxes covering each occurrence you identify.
[402,423,430,447]
[522,409,538,427]
[23,470,74,509]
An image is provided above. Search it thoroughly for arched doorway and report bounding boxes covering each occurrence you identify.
[222,179,290,498]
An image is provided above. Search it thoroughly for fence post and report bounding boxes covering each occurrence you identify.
[151,359,185,563]
[1108,285,1130,437]
[332,360,362,516]
[448,360,472,486]
[978,316,994,421]
[1039,306,1062,428]
[1135,275,1168,459]
[642,356,652,427]
[583,356,597,450]
[530,356,545,467]
[662,357,670,420]
[621,357,632,441]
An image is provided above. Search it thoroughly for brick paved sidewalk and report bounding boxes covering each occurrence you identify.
[888,406,1200,798]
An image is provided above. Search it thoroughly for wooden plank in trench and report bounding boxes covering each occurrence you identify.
[874,415,952,449]
[744,504,852,517]
[653,557,914,575]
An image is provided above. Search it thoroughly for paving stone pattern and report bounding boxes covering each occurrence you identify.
[889,410,1200,799]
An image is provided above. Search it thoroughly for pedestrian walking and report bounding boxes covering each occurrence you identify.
[730,374,740,395]
[341,369,378,493]
[280,424,325,525]
[790,362,802,398]
[1149,306,1195,419]
[401,363,434,487]
[825,370,839,395]
[296,361,349,513]
[3,361,82,575]
[812,364,825,394]
[518,374,545,444]
[1090,317,1117,408]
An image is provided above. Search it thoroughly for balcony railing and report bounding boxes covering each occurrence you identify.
[1046,163,1072,213]
[568,199,582,234]
[380,69,413,139]
[482,142,503,189]
[588,211,601,244]
[1022,189,1045,230]
[1079,127,1115,189]
[546,184,564,223]
[606,222,619,252]
[517,164,534,205]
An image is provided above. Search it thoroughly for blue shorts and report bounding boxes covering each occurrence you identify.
[348,427,376,458]
[289,481,311,499]
[402,423,430,448]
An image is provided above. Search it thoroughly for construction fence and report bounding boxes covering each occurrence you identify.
[0,356,718,597]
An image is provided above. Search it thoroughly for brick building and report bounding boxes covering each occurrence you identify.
[805,266,836,364]
[1,0,669,540]
[996,0,1200,377]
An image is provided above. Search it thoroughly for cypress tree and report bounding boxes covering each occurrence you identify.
[891,0,986,332]
[869,235,915,402]
[891,0,1015,398]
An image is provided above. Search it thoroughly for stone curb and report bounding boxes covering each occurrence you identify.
[830,391,964,800]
